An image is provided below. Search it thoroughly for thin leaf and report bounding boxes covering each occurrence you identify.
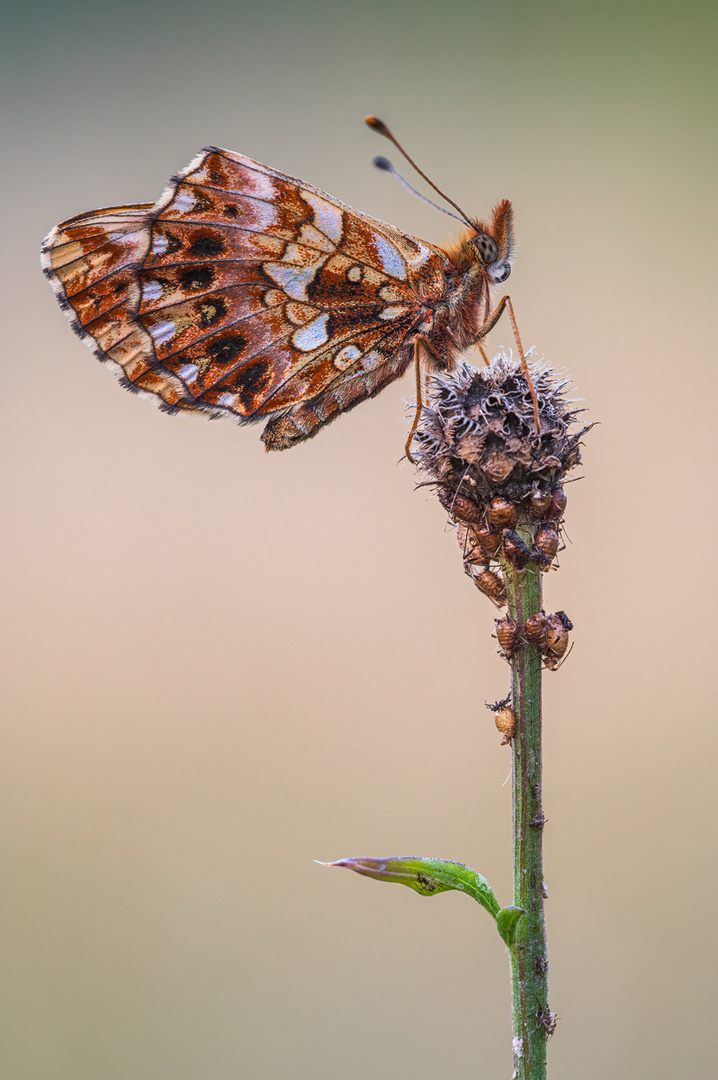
[319,856,501,919]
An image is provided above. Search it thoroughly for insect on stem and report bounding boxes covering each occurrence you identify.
[44,122,538,452]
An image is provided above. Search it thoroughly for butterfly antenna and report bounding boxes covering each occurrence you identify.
[372,157,464,223]
[366,115,475,229]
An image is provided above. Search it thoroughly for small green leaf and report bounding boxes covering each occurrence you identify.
[496,905,525,945]
[318,856,501,920]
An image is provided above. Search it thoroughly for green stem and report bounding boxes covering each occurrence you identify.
[502,519,549,1080]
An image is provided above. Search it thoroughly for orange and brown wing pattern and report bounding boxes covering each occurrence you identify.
[42,147,451,447]
[42,203,194,409]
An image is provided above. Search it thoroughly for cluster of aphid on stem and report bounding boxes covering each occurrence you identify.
[412,353,590,742]
[452,482,574,729]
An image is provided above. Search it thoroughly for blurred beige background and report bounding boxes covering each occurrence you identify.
[2,1,717,1077]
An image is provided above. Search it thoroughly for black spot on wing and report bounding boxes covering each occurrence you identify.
[234,361,271,413]
[180,266,215,291]
[207,334,246,364]
[199,297,227,328]
[189,235,225,258]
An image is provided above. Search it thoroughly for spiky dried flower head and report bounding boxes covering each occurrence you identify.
[413,350,590,608]
[414,350,585,503]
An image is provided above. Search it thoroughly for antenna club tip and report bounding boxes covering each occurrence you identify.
[365,115,391,137]
[372,156,393,171]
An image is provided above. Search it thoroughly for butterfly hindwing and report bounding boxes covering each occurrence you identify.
[42,146,453,444]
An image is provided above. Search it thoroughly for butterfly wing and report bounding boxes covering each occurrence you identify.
[42,147,450,447]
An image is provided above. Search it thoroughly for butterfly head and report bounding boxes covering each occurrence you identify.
[365,117,516,287]
[466,199,515,285]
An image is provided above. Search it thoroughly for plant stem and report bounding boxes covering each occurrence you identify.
[502,519,549,1080]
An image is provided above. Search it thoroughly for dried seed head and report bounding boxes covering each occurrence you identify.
[415,352,590,610]
[414,352,589,511]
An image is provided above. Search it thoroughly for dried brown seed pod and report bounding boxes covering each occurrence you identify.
[413,356,590,518]
[486,497,518,530]
[544,488,567,521]
[502,528,531,570]
[524,612,549,647]
[437,487,484,525]
[495,615,520,658]
[527,489,552,520]
[475,568,506,606]
[534,526,559,562]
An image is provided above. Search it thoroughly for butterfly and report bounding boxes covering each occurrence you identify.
[42,117,532,452]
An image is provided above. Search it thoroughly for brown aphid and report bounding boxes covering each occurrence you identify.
[536,1007,559,1037]
[485,694,516,744]
[437,486,483,525]
[544,647,573,672]
[527,489,552,520]
[544,488,567,521]
[486,497,518,530]
[543,611,571,669]
[524,611,549,647]
[495,615,520,658]
[534,526,559,562]
[474,521,501,559]
[502,528,530,570]
[475,568,506,606]
[494,706,517,744]
[458,524,488,572]
[553,610,573,631]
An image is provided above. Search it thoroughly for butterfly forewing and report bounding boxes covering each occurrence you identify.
[42,146,461,447]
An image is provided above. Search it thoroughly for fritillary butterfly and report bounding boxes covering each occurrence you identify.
[42,118,528,451]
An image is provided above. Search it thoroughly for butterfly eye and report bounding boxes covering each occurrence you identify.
[471,232,499,265]
[487,259,511,284]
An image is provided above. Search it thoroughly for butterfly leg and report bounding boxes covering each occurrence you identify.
[405,335,441,463]
[476,296,541,432]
